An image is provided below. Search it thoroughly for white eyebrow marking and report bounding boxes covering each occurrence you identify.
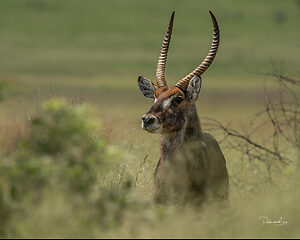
[162,94,180,109]
[162,98,172,109]
[156,93,182,109]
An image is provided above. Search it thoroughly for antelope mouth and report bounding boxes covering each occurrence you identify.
[141,114,161,133]
[141,123,161,134]
[145,127,161,134]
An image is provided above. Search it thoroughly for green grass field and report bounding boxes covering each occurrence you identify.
[0,0,299,238]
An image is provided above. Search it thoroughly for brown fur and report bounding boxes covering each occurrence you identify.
[138,10,226,204]
[145,87,229,204]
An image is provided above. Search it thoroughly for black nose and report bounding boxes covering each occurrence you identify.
[142,116,155,127]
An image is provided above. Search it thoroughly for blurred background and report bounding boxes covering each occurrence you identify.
[0,0,299,124]
[0,0,299,238]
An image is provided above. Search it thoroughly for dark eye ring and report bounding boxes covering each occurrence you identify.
[173,97,183,104]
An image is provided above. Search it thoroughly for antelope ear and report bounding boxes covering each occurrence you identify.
[138,76,157,98]
[186,75,202,102]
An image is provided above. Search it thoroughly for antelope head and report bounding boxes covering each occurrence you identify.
[138,11,220,134]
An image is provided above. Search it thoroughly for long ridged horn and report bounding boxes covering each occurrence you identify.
[156,11,175,88]
[175,10,220,91]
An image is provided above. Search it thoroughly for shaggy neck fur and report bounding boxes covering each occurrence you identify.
[160,104,202,160]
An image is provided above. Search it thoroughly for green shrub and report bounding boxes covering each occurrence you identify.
[1,99,108,199]
[0,98,134,237]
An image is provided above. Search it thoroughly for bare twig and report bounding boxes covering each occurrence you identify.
[203,68,299,169]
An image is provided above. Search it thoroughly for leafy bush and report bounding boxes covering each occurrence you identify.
[0,98,134,237]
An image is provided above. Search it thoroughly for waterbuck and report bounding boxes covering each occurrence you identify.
[137,11,229,204]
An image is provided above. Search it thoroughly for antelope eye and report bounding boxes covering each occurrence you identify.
[173,97,183,105]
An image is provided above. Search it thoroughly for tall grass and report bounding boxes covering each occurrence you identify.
[0,96,299,238]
